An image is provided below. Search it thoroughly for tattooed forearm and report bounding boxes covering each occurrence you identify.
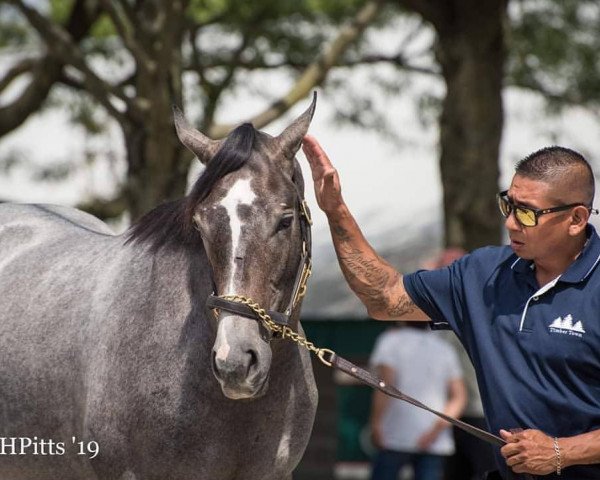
[387,292,417,318]
[339,248,392,310]
[326,209,422,319]
[331,221,352,242]
[328,215,396,313]
[341,248,390,286]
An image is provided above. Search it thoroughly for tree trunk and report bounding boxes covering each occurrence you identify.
[123,123,190,221]
[121,4,191,221]
[123,78,191,220]
[434,1,507,250]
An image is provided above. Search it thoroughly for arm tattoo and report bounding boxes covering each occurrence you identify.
[331,222,352,242]
[330,217,398,313]
[387,292,417,318]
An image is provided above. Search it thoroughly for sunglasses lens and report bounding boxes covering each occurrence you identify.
[497,193,537,226]
[515,208,536,226]
[498,196,511,218]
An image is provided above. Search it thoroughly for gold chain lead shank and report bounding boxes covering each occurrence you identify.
[218,294,335,367]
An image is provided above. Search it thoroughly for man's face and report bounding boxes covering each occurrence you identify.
[504,175,575,260]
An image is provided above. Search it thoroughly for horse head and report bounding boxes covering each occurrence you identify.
[174,95,316,400]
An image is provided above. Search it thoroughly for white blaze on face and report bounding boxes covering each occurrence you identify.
[215,340,231,362]
[219,178,256,294]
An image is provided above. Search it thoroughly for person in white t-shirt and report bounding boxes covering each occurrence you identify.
[369,322,466,480]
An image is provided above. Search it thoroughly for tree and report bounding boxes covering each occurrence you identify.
[1,0,385,220]
[6,0,595,253]
[508,0,600,112]
[396,1,507,250]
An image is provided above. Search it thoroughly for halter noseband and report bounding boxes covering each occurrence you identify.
[205,182,312,334]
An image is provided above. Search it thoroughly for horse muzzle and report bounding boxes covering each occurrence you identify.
[211,315,272,399]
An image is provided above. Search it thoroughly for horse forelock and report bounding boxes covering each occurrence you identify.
[185,123,256,214]
[125,123,257,252]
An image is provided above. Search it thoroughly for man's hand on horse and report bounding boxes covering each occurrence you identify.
[302,135,344,214]
[500,428,558,475]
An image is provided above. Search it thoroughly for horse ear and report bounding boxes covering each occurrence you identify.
[276,92,317,161]
[172,106,220,165]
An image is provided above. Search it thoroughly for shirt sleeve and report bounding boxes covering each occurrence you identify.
[403,257,468,336]
[404,249,481,342]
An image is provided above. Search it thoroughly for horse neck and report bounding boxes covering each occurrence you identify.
[128,242,212,312]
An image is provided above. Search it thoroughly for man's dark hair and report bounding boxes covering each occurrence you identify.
[515,146,595,206]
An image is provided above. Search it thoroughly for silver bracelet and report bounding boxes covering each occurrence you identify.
[553,437,562,476]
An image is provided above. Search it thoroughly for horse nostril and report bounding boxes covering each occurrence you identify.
[211,350,220,377]
[212,347,259,379]
[246,349,258,375]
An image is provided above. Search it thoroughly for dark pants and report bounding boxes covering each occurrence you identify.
[443,417,497,480]
[483,472,538,480]
[371,450,445,480]
[483,470,538,480]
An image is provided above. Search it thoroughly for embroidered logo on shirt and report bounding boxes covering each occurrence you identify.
[548,314,586,337]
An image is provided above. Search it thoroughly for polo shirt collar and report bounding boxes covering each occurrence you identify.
[510,224,600,283]
[560,224,600,283]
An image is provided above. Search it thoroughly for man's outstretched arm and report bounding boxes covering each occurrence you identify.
[302,135,428,321]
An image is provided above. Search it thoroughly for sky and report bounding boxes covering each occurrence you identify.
[3,43,600,268]
[3,78,600,236]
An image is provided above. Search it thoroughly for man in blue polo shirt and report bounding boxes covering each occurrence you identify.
[302,136,600,480]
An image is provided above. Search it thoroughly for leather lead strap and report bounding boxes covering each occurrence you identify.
[331,354,506,448]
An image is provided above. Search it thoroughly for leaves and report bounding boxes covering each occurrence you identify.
[0,4,31,48]
[508,0,600,108]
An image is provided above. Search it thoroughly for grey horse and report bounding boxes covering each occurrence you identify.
[0,96,318,480]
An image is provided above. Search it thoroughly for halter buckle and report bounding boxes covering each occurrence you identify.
[300,200,313,226]
[317,348,334,367]
[292,259,312,308]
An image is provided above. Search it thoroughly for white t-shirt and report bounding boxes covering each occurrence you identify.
[369,327,462,455]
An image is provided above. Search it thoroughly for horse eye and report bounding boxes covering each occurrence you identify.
[276,215,294,232]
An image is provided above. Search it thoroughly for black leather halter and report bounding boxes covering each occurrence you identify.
[206,178,312,331]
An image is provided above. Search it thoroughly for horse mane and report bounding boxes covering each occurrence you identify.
[125,123,257,252]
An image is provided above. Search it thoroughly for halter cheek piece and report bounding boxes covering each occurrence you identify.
[205,180,312,337]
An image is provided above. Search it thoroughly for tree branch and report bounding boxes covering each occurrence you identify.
[58,70,85,90]
[99,0,152,69]
[155,0,188,78]
[207,0,387,138]
[7,0,141,124]
[508,78,592,109]
[0,57,63,136]
[0,0,101,136]
[186,52,438,76]
[0,57,38,93]
[397,0,449,30]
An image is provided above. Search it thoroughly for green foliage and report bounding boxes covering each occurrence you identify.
[187,0,370,72]
[89,14,117,38]
[68,97,107,136]
[51,0,115,38]
[50,0,76,24]
[508,0,600,108]
[0,6,31,48]
[187,0,364,26]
